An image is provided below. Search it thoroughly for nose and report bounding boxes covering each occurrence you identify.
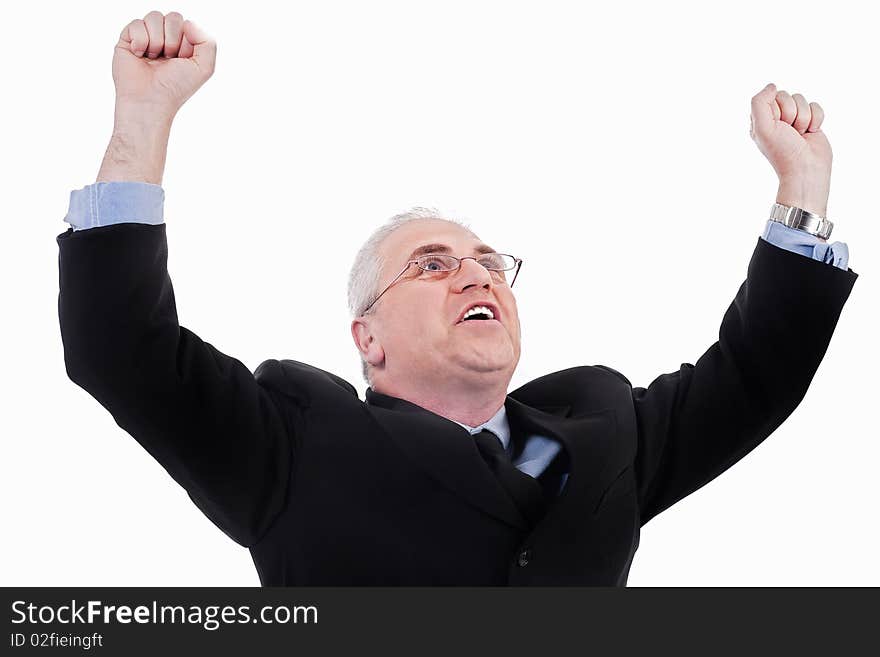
[452,256,493,293]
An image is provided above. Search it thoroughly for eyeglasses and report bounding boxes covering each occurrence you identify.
[362,252,523,314]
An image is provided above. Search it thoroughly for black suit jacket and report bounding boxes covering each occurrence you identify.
[57,223,857,585]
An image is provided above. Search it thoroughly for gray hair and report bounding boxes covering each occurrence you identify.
[347,206,478,386]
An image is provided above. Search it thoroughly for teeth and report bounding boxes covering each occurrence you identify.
[463,305,495,320]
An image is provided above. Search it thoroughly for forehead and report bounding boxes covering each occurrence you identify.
[379,219,489,268]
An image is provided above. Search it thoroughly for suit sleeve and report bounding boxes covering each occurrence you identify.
[629,237,857,527]
[57,222,295,547]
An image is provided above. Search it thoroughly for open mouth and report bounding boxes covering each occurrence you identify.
[456,304,500,324]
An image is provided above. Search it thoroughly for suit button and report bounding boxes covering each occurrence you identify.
[517,548,532,567]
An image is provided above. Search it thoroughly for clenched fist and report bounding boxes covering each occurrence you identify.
[750,83,831,216]
[113,11,216,118]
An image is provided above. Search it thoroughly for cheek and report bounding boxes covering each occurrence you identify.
[502,296,521,332]
[384,302,447,353]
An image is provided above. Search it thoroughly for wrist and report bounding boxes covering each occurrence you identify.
[776,177,830,217]
[113,99,177,131]
[97,119,172,185]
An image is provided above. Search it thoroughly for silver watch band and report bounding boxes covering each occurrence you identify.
[769,202,833,240]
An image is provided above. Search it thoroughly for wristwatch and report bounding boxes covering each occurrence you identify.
[769,202,833,240]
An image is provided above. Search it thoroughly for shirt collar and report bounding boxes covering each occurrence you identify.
[452,404,511,451]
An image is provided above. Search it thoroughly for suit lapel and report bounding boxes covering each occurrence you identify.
[505,395,619,509]
[366,388,528,530]
[365,388,620,531]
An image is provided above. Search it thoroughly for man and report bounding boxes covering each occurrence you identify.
[58,11,857,585]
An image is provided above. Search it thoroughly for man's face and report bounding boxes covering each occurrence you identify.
[356,219,522,390]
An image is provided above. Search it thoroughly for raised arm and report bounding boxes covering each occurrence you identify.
[631,83,858,525]
[59,11,294,547]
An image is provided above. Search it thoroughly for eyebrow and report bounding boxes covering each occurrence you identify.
[406,242,497,261]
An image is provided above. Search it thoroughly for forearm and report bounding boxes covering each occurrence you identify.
[96,104,174,185]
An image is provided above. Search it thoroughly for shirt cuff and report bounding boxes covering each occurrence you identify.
[64,182,165,231]
[761,219,849,271]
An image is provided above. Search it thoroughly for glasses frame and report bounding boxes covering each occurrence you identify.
[362,253,523,315]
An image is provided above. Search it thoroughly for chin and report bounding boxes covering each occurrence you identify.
[452,350,516,376]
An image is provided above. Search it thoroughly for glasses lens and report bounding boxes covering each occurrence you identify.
[417,254,459,272]
[478,253,516,271]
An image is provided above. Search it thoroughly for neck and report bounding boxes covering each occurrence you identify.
[375,376,508,427]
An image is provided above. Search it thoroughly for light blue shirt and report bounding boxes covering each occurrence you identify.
[761,215,849,268]
[65,182,165,230]
[454,405,569,492]
[63,181,852,495]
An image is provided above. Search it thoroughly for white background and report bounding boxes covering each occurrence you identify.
[2,0,876,586]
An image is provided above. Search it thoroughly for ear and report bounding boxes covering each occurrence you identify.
[351,317,385,368]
